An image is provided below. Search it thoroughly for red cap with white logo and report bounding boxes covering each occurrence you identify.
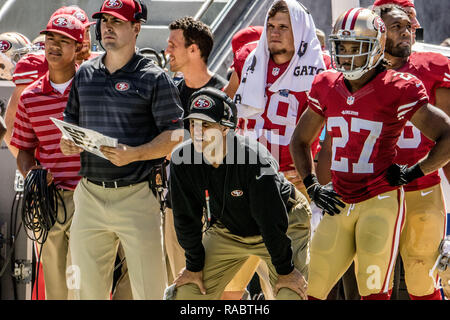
[51,6,96,27]
[92,0,141,22]
[40,14,85,43]
[372,0,415,8]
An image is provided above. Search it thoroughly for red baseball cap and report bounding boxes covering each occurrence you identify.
[52,6,96,27]
[231,26,263,54]
[40,14,85,43]
[373,0,415,8]
[92,0,141,22]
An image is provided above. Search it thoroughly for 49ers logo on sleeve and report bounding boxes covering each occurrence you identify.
[193,96,213,109]
[115,81,130,92]
[0,40,12,52]
[105,0,123,9]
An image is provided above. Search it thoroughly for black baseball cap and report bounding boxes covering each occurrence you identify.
[185,87,237,128]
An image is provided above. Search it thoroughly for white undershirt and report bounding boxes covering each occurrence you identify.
[50,78,73,94]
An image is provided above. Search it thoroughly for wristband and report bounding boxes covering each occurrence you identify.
[303,174,319,190]
[406,163,425,182]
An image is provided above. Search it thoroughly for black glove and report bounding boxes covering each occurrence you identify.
[304,174,345,216]
[385,163,424,186]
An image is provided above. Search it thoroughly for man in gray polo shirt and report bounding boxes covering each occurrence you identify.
[60,0,184,300]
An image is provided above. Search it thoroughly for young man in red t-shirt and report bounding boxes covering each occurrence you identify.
[10,14,85,300]
[5,5,97,158]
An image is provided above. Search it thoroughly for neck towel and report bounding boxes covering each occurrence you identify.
[235,0,325,118]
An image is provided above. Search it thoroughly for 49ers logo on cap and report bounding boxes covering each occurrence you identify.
[193,96,213,109]
[52,16,77,29]
[73,11,87,23]
[105,0,123,9]
[115,81,130,92]
[0,40,12,52]
[373,16,386,33]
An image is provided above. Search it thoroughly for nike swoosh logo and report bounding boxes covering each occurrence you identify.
[421,190,433,196]
[256,173,265,180]
[378,195,390,200]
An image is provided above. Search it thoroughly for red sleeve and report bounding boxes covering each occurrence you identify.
[395,73,429,121]
[307,76,327,117]
[232,42,257,81]
[322,52,333,70]
[13,54,47,86]
[430,53,450,89]
[10,94,39,150]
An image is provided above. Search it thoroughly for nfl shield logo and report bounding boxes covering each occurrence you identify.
[347,96,355,105]
[272,67,280,76]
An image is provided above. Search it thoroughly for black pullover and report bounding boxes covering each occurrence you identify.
[170,133,295,275]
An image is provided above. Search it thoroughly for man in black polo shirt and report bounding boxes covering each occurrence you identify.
[166,16,227,129]
[169,87,311,300]
[60,0,184,300]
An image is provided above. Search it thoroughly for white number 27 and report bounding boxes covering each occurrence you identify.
[327,117,383,173]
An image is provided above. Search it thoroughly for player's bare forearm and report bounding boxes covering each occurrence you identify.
[434,87,450,116]
[16,149,37,178]
[134,129,184,161]
[0,123,6,141]
[223,70,240,99]
[316,133,332,184]
[443,162,450,183]
[411,103,450,174]
[4,85,27,158]
[290,108,324,179]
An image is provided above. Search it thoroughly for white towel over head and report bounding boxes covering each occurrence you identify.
[235,0,325,118]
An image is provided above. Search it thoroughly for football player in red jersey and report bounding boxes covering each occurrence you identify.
[222,0,325,300]
[224,0,325,195]
[374,5,450,300]
[290,8,450,300]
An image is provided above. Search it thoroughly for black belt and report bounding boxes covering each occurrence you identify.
[86,178,145,188]
[286,184,297,213]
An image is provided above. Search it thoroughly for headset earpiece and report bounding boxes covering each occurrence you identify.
[95,18,101,41]
[134,0,148,23]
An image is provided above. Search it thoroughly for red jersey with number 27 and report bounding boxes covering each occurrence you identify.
[394,52,450,191]
[236,57,320,172]
[308,69,428,203]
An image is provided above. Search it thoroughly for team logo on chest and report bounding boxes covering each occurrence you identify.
[272,67,280,76]
[347,96,355,105]
[231,190,243,197]
[0,40,11,52]
[115,81,130,92]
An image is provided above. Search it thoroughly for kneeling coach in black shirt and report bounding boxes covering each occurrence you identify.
[169,87,312,300]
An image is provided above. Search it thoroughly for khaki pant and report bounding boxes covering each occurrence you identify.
[174,189,311,300]
[111,243,133,300]
[40,189,74,300]
[397,184,447,296]
[224,172,310,299]
[164,208,185,283]
[69,178,167,300]
[307,189,406,299]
